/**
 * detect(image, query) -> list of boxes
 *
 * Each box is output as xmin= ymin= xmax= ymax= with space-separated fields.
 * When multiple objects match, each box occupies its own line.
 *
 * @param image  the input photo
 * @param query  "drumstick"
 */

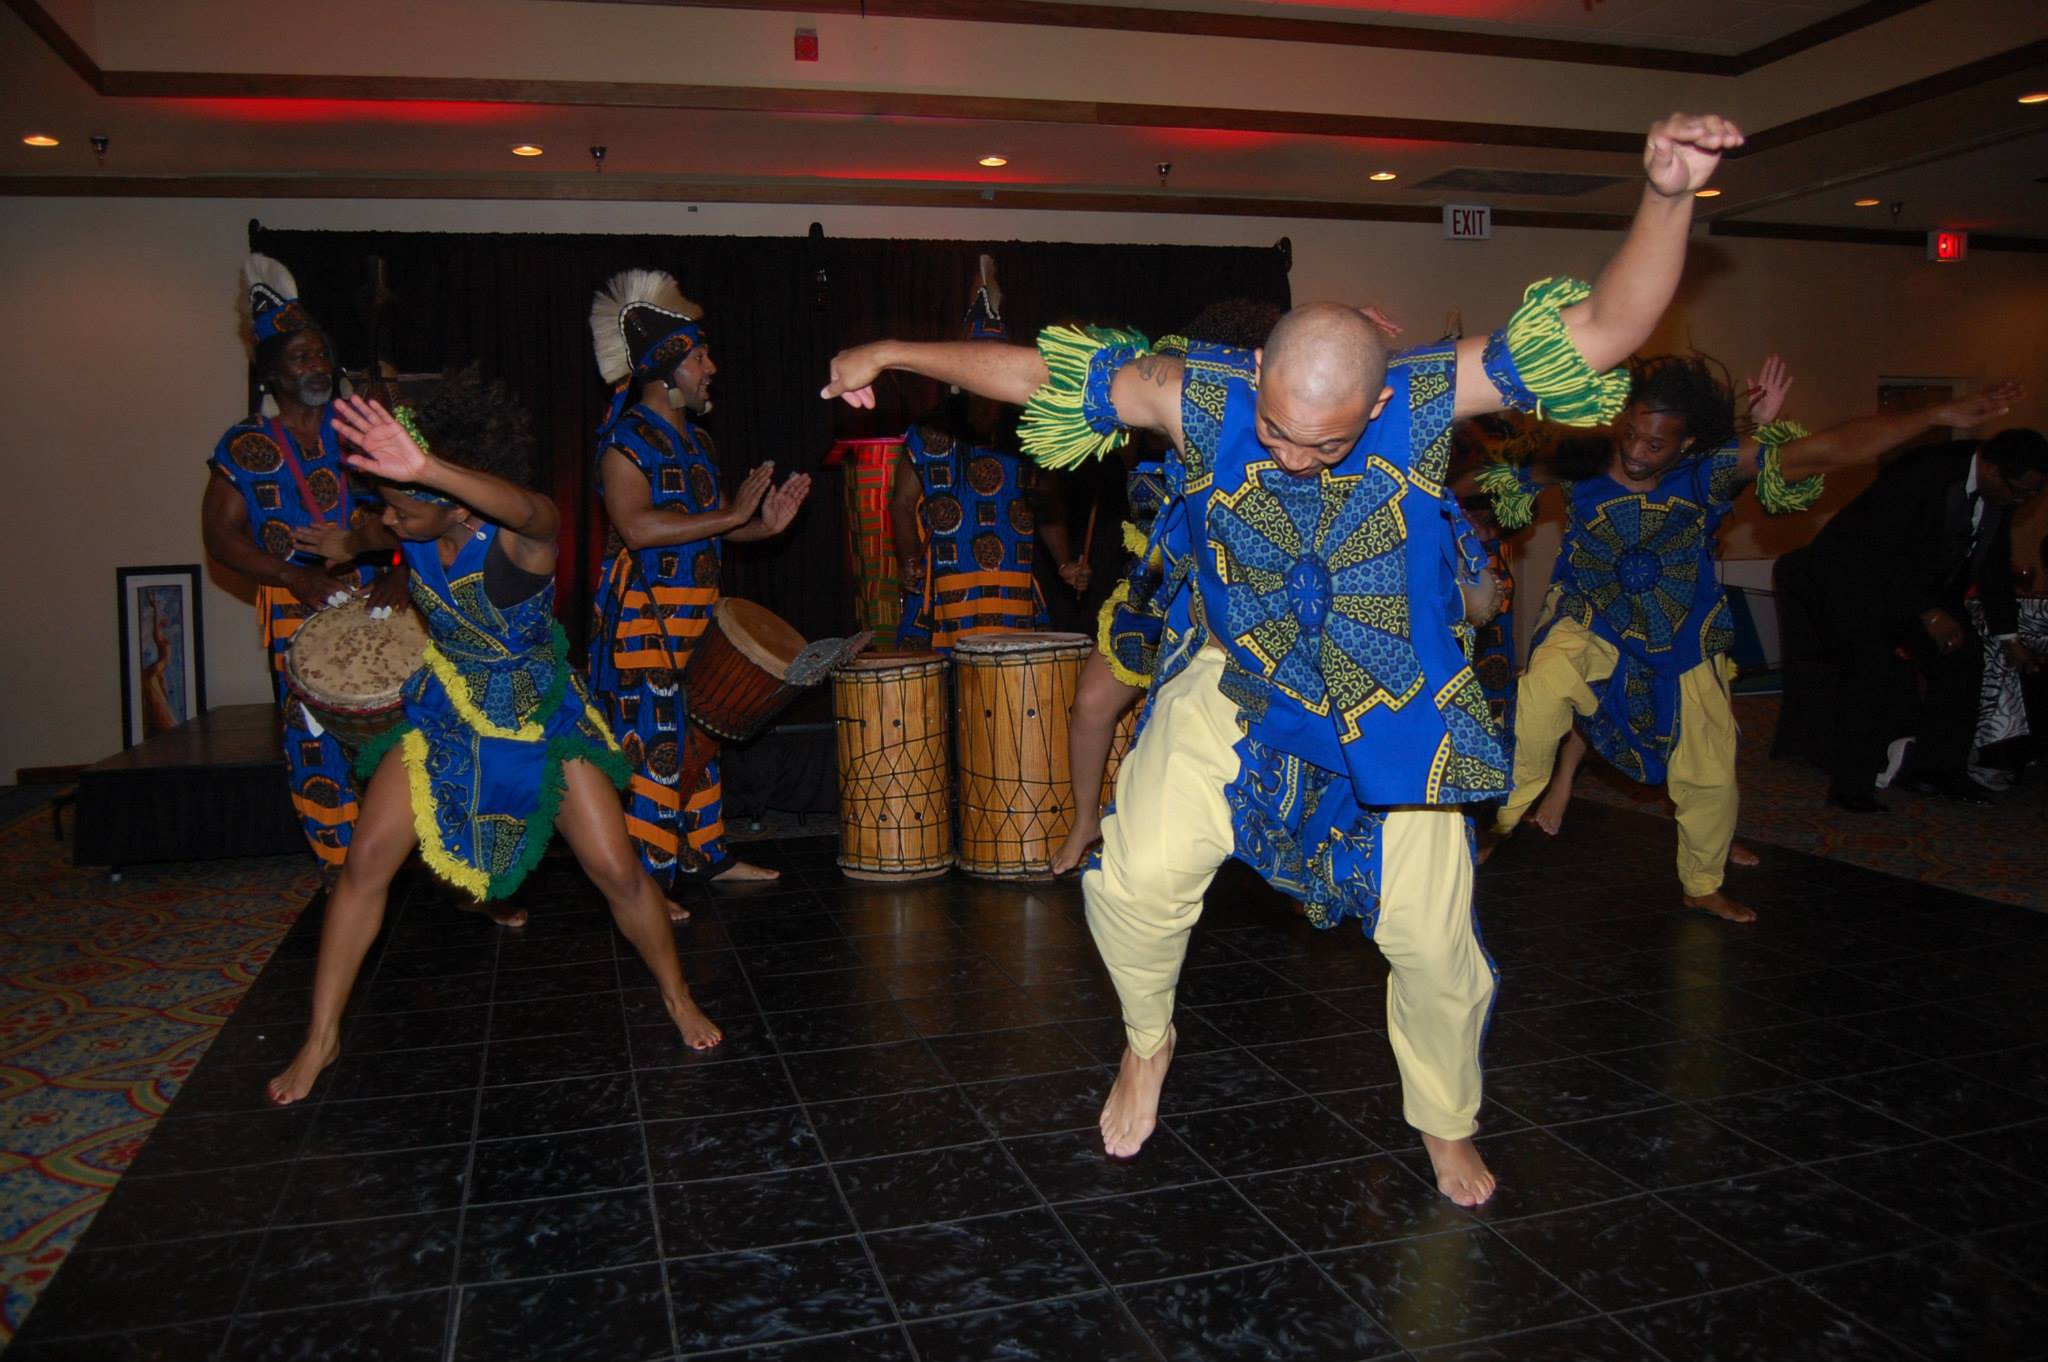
xmin=1076 ymin=502 xmax=1098 ymax=593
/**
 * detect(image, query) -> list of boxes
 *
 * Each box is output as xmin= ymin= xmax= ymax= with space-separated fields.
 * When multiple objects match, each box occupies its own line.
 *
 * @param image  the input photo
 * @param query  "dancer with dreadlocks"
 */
xmin=1480 ymin=355 xmax=2022 ymax=922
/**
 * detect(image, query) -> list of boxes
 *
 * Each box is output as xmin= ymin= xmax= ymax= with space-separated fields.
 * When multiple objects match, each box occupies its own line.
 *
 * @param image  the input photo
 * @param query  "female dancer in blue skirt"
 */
xmin=267 ymin=376 xmax=721 ymax=1105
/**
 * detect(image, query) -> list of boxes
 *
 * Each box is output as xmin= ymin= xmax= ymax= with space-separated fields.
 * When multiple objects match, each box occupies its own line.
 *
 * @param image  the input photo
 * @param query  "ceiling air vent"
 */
xmin=1411 ymin=168 xmax=1629 ymax=197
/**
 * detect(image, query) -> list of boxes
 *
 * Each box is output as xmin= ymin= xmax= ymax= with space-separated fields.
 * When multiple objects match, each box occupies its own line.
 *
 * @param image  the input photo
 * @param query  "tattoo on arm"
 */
xmin=1130 ymin=355 xmax=1177 ymax=388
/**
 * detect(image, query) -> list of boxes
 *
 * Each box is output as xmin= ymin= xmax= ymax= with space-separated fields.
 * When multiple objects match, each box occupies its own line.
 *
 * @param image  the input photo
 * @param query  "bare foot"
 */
xmin=265 ymin=1033 xmax=340 ymax=1106
xmin=1529 ymin=782 xmax=1571 ymax=837
xmin=710 ymin=860 xmax=781 ymax=886
xmin=1051 ymin=814 xmax=1102 ymax=876
xmin=667 ymin=992 xmax=724 ymax=1050
xmin=1101 ymin=1025 xmax=1175 ymax=1158
xmin=1475 ymin=824 xmax=1508 ymax=866
xmin=1421 ymin=1133 xmax=1497 ymax=1206
xmin=664 ymin=898 xmax=692 ymax=924
xmin=1728 ymin=843 xmax=1760 ymax=868
xmin=1684 ymin=891 xmax=1758 ymax=924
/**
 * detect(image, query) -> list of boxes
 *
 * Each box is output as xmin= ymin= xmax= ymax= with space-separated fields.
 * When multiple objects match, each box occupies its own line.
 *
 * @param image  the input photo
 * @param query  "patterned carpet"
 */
xmin=1573 ymin=694 xmax=2048 ymax=911
xmin=0 ymin=801 xmax=316 ymax=1346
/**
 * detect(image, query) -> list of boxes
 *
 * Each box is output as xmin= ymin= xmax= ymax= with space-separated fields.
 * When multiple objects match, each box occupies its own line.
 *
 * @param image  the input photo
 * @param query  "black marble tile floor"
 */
xmin=12 ymin=801 xmax=2048 ymax=1361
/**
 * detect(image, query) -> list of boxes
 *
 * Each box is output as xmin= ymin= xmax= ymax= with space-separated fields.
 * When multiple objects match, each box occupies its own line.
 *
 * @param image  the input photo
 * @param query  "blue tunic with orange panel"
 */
xmin=895 ymin=423 xmax=1050 ymax=652
xmin=589 ymin=405 xmax=732 ymax=882
xmin=207 ymin=407 xmax=368 ymax=870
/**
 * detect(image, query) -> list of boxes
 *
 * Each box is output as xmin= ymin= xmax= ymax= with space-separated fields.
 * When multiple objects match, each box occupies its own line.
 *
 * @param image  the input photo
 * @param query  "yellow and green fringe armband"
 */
xmin=1474 ymin=460 xmax=1538 ymax=531
xmin=1500 ymin=277 xmax=1632 ymax=428
xmin=1020 ymin=325 xmax=1151 ymax=470
xmin=1752 ymin=420 xmax=1822 ymax=514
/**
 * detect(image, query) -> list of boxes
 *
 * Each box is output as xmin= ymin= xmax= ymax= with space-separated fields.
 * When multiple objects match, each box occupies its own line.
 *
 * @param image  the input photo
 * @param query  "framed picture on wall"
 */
xmin=117 ymin=565 xmax=206 ymax=748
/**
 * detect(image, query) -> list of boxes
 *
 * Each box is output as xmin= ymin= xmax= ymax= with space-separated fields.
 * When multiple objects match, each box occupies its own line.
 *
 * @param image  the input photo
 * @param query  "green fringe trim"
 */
xmin=1752 ymin=421 xmax=1823 ymax=515
xmin=352 ymin=720 xmax=414 ymax=782
xmin=1504 ymin=276 xmax=1632 ymax=428
xmin=1474 ymin=460 xmax=1538 ymax=531
xmin=1019 ymin=324 xmax=1150 ymax=470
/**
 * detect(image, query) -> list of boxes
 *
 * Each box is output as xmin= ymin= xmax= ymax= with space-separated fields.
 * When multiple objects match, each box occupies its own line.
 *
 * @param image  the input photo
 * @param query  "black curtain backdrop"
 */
xmin=253 ymin=223 xmax=1290 ymax=658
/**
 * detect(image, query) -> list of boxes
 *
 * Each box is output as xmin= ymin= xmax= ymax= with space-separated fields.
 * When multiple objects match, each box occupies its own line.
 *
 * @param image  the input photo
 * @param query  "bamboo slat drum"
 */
xmin=1098 ymin=706 xmax=1139 ymax=816
xmin=952 ymin=631 xmax=1091 ymax=879
xmin=833 ymin=651 xmax=953 ymax=880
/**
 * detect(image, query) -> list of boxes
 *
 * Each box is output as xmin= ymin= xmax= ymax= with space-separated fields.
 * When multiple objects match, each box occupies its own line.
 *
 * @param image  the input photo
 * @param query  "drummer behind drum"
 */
xmin=199 ymin=255 xmax=409 ymax=874
xmin=891 ymin=257 xmax=1075 ymax=653
xmin=587 ymin=269 xmax=809 ymax=900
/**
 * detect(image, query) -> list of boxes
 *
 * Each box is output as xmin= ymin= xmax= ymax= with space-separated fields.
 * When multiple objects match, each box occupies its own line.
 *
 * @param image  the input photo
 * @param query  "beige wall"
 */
xmin=2 ymin=194 xmax=2043 ymax=779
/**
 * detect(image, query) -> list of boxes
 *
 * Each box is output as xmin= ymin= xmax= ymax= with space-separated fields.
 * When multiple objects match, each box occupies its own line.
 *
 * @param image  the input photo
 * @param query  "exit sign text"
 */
xmin=1444 ymin=205 xmax=1491 ymax=240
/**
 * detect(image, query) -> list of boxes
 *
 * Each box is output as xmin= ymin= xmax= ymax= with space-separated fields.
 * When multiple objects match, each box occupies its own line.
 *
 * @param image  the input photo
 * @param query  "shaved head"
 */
xmin=1261 ymin=304 xmax=1391 ymax=407
xmin=1252 ymin=303 xmax=1394 ymax=475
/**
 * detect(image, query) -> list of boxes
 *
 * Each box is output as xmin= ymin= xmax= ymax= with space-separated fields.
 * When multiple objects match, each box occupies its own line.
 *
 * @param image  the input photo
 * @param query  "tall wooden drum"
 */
xmin=833 ymin=652 xmax=953 ymax=881
xmin=952 ymin=632 xmax=1091 ymax=879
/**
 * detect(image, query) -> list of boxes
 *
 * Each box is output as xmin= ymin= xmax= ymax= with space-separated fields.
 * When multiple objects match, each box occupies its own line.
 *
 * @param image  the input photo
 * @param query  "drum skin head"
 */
xmin=953 ymin=631 xmax=1090 ymax=657
xmin=715 ymin=598 xmax=808 ymax=677
xmin=287 ymin=600 xmax=428 ymax=711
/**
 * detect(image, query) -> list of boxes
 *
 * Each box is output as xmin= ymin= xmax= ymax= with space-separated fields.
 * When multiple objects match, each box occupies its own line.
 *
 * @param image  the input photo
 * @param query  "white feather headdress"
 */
xmin=242 ymin=253 xmax=300 ymax=322
xmin=590 ymin=269 xmax=702 ymax=383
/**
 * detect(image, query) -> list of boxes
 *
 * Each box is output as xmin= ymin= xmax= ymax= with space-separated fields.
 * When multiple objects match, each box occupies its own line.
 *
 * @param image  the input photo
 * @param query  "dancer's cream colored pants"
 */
xmin=1495 ymin=613 xmax=1738 ymax=897
xmin=1082 ymin=647 xmax=1492 ymax=1141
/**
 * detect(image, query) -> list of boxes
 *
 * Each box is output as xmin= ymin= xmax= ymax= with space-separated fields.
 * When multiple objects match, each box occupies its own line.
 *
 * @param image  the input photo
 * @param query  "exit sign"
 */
xmin=1444 ymin=204 xmax=1492 ymax=240
xmin=1927 ymin=229 xmax=1968 ymax=262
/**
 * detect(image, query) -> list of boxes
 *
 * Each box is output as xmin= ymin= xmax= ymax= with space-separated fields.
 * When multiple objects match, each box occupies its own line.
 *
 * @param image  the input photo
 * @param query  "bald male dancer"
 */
xmin=827 ymin=114 xmax=1744 ymax=1204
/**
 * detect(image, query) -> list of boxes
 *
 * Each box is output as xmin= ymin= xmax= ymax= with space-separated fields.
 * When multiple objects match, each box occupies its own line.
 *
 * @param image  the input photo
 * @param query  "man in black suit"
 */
xmin=1779 ymin=427 xmax=2048 ymax=811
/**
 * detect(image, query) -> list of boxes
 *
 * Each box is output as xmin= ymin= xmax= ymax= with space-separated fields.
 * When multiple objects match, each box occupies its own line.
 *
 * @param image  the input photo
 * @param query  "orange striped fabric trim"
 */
xmin=688 ymin=818 xmax=725 ymax=850
xmin=626 ymin=814 xmax=680 ymax=854
xmin=685 ymin=783 xmax=721 ymax=813
xmin=621 ymin=586 xmax=719 ymax=609
xmin=931 ymin=569 xmax=1034 ymax=594
xmin=615 ymin=616 xmax=711 ymax=640
xmin=292 ymin=794 xmax=360 ymax=828
xmin=630 ymin=775 xmax=682 ymax=811
xmin=934 ymin=595 xmax=1038 ymax=622
xmin=310 ymin=839 xmax=348 ymax=867
xmin=612 ymin=651 xmax=698 ymax=670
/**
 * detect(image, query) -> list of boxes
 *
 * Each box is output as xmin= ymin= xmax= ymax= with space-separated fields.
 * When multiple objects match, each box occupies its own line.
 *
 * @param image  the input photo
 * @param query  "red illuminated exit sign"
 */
xmin=1928 ymin=229 xmax=1969 ymax=262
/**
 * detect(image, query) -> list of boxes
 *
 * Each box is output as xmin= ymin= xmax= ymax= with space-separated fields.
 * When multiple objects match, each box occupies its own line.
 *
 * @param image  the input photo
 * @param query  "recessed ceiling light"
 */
xmin=978 ymin=155 xmax=1008 ymax=167
xmin=1368 ymin=170 xmax=1397 ymax=182
xmin=511 ymin=144 xmax=544 ymax=157
xmin=2018 ymin=91 xmax=2048 ymax=104
xmin=21 ymin=134 xmax=59 ymax=148
xmin=1694 ymin=188 xmax=1722 ymax=198
xmin=1853 ymin=197 xmax=1881 ymax=207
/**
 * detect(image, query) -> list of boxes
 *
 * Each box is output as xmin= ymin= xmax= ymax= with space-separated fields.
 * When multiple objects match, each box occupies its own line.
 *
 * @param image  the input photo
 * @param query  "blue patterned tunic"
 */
xmin=896 ymin=423 xmax=1049 ymax=652
xmin=207 ymin=408 xmax=369 ymax=869
xmin=1129 ymin=337 xmax=1530 ymax=929
xmin=590 ymin=406 xmax=731 ymax=882
xmin=358 ymin=524 xmax=624 ymax=901
xmin=1532 ymin=444 xmax=1746 ymax=784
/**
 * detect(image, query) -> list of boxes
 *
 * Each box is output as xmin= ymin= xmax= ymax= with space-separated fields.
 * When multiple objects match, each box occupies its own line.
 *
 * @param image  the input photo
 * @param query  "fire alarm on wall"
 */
xmin=794 ymin=27 xmax=819 ymax=61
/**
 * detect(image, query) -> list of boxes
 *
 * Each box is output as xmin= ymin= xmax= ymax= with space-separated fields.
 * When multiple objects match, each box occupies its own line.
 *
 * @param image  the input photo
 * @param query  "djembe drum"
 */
xmin=952 ymin=631 xmax=1091 ymax=879
xmin=828 ymin=437 xmax=906 ymax=637
xmin=684 ymin=598 xmax=866 ymax=743
xmin=284 ymin=600 xmax=429 ymax=750
xmin=832 ymin=651 xmax=952 ymax=880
